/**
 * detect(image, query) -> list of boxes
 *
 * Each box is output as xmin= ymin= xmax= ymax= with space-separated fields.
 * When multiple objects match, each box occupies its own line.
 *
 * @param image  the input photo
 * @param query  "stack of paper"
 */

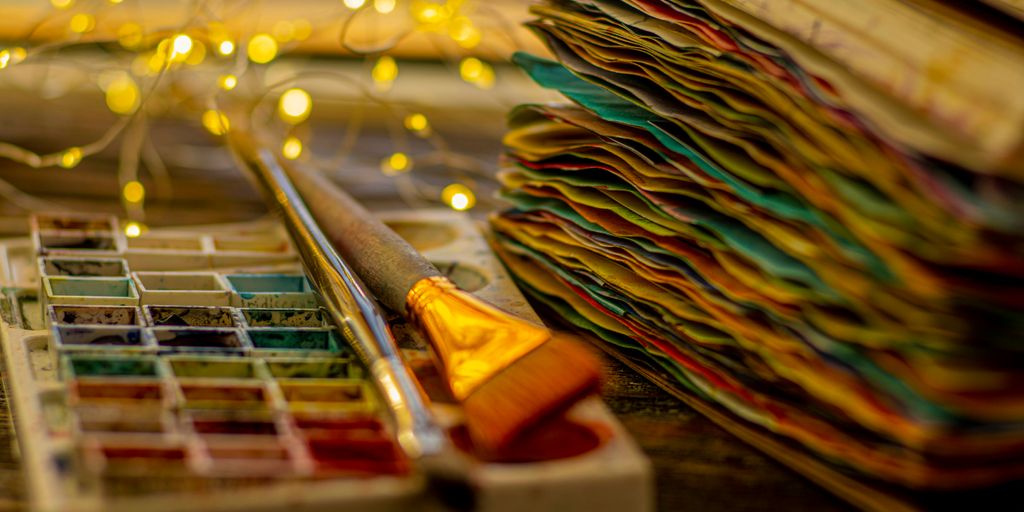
xmin=492 ymin=0 xmax=1024 ymax=491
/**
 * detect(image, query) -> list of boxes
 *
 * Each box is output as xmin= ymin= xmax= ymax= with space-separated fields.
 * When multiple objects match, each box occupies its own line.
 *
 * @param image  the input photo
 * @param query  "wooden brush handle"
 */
xmin=282 ymin=163 xmax=442 ymax=316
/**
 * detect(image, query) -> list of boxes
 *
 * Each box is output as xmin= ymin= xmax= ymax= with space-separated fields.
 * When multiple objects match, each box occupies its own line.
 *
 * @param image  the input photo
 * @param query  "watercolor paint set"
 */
xmin=0 ymin=211 xmax=651 ymax=512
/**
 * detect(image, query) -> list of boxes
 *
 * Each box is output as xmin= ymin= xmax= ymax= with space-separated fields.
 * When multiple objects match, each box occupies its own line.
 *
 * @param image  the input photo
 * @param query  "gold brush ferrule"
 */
xmin=406 ymin=276 xmax=551 ymax=401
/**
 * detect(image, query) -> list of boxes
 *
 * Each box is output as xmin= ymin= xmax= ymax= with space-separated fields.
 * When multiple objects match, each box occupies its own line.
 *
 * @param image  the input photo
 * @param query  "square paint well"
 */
xmin=54 ymin=326 xmax=150 ymax=350
xmin=248 ymin=329 xmax=341 ymax=353
xmin=145 ymin=305 xmax=239 ymax=328
xmin=41 ymin=257 xmax=128 ymax=277
xmin=49 ymin=305 xmax=142 ymax=326
xmin=241 ymin=308 xmax=327 ymax=328
xmin=151 ymin=328 xmax=247 ymax=352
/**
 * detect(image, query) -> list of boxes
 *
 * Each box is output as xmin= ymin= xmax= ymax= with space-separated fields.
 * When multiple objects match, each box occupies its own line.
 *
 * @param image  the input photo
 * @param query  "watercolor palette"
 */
xmin=0 ymin=212 xmax=651 ymax=512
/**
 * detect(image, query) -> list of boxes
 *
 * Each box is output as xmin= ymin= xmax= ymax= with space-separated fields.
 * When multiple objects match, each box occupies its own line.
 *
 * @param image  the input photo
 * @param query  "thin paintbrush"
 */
xmin=274 ymin=156 xmax=604 ymax=455
xmin=227 ymin=133 xmax=475 ymax=510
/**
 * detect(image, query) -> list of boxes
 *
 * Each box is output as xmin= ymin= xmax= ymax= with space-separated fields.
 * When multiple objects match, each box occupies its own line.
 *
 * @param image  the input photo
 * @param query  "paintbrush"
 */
xmin=272 ymin=156 xmax=604 ymax=455
xmin=228 ymin=133 xmax=476 ymax=510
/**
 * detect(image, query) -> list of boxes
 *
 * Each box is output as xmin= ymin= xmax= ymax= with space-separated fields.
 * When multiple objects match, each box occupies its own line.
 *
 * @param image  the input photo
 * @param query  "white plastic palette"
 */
xmin=0 ymin=211 xmax=652 ymax=512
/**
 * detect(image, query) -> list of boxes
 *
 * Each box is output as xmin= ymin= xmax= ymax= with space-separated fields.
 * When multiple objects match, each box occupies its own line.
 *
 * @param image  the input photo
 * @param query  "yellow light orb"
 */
xmin=412 ymin=1 xmax=448 ymax=25
xmin=0 ymin=50 xmax=10 ymax=70
xmin=273 ymin=21 xmax=295 ymax=42
xmin=104 ymin=74 xmax=140 ymax=115
xmin=344 ymin=0 xmax=366 ymax=9
xmin=217 ymin=40 xmax=235 ymax=56
xmin=59 ymin=147 xmax=83 ymax=169
xmin=124 ymin=222 xmax=144 ymax=238
xmin=404 ymin=113 xmax=429 ymax=134
xmin=281 ymin=136 xmax=303 ymax=160
xmin=10 ymin=47 xmax=26 ymax=64
xmin=450 ymin=17 xmax=481 ymax=49
xmin=474 ymin=65 xmax=495 ymax=89
xmin=123 ymin=181 xmax=145 ymax=203
xmin=69 ymin=14 xmax=95 ymax=34
xmin=117 ymin=23 xmax=143 ymax=49
xmin=51 ymin=0 xmax=74 ymax=9
xmin=202 ymin=110 xmax=230 ymax=136
xmin=371 ymin=55 xmax=398 ymax=90
xmin=381 ymin=152 xmax=410 ymax=175
xmin=293 ymin=20 xmax=313 ymax=41
xmin=374 ymin=0 xmax=396 ymax=14
xmin=278 ymin=88 xmax=312 ymax=124
xmin=247 ymin=34 xmax=278 ymax=64
xmin=218 ymin=74 xmax=238 ymax=91
xmin=109 ymin=0 xmax=124 ymax=4
xmin=442 ymin=183 xmax=475 ymax=211
xmin=459 ymin=57 xmax=483 ymax=81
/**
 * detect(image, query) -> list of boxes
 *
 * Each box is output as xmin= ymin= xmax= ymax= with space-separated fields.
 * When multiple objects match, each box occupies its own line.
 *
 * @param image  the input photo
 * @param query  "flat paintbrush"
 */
xmin=228 ymin=133 xmax=475 ymax=510
xmin=276 ymin=157 xmax=604 ymax=455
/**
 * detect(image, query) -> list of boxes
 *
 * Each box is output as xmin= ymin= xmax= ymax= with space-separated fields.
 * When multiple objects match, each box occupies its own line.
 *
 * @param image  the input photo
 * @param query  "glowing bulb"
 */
xmin=381 ymin=152 xmax=410 ymax=175
xmin=123 ymin=181 xmax=145 ymax=203
xmin=0 ymin=51 xmax=9 ymax=69
xmin=59 ymin=147 xmax=82 ymax=169
xmin=69 ymin=14 xmax=95 ymax=34
xmin=247 ymin=34 xmax=278 ymax=64
xmin=278 ymin=88 xmax=312 ymax=124
xmin=404 ymin=113 xmax=430 ymax=135
xmin=117 ymin=23 xmax=143 ymax=49
xmin=281 ymin=136 xmax=303 ymax=160
xmin=442 ymin=183 xmax=475 ymax=211
xmin=124 ymin=222 xmax=143 ymax=238
xmin=104 ymin=74 xmax=140 ymax=115
xmin=202 ymin=110 xmax=230 ymax=135
xmin=169 ymin=34 xmax=193 ymax=63
xmin=412 ymin=1 xmax=448 ymax=24
xmin=218 ymin=74 xmax=238 ymax=91
xmin=217 ymin=40 xmax=235 ymax=56
xmin=51 ymin=0 xmax=74 ymax=9
xmin=344 ymin=0 xmax=366 ymax=9
xmin=449 ymin=17 xmax=481 ymax=48
xmin=374 ymin=0 xmax=396 ymax=14
xmin=109 ymin=0 xmax=124 ymax=4
xmin=371 ymin=55 xmax=398 ymax=90
xmin=460 ymin=57 xmax=494 ymax=89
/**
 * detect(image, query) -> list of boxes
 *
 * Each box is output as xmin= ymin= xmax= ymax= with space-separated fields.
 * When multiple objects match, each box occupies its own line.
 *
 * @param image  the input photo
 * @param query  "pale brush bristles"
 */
xmin=463 ymin=333 xmax=603 ymax=454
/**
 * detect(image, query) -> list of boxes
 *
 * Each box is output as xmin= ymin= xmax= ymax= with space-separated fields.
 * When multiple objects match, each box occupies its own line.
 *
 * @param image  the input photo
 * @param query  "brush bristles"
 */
xmin=462 ymin=333 xmax=603 ymax=454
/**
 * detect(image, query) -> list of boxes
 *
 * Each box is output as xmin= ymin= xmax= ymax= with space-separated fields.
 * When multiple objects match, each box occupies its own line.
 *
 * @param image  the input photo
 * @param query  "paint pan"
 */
xmin=225 ymin=274 xmax=318 ymax=308
xmin=145 ymin=305 xmax=239 ymax=328
xmin=210 ymin=235 xmax=295 ymax=268
xmin=240 ymin=308 xmax=327 ymax=328
xmin=49 ymin=305 xmax=142 ymax=326
xmin=177 ymin=382 xmax=271 ymax=410
xmin=32 ymin=214 xmax=116 ymax=232
xmin=63 ymin=354 xmax=160 ymax=379
xmin=74 ymin=406 xmax=172 ymax=435
xmin=44 ymin=276 xmax=139 ymax=307
xmin=53 ymin=326 xmax=150 ymax=351
xmin=133 ymin=272 xmax=231 ymax=306
xmin=80 ymin=435 xmax=191 ymax=477
xmin=125 ymin=234 xmax=203 ymax=251
xmin=264 ymin=358 xmax=356 ymax=379
xmin=168 ymin=356 xmax=260 ymax=380
xmin=277 ymin=379 xmax=374 ymax=413
xmin=37 ymin=231 xmax=117 ymax=253
xmin=188 ymin=411 xmax=281 ymax=436
xmin=40 ymin=256 xmax=128 ymax=277
xmin=70 ymin=379 xmax=165 ymax=405
xmin=196 ymin=436 xmax=298 ymax=478
xmin=151 ymin=328 xmax=247 ymax=352
xmin=247 ymin=328 xmax=342 ymax=353
xmin=303 ymin=431 xmax=407 ymax=476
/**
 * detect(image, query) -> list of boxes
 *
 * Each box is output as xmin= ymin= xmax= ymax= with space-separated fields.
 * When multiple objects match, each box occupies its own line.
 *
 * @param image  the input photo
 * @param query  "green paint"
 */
xmin=242 ymin=308 xmax=325 ymax=328
xmin=248 ymin=328 xmax=338 ymax=351
xmin=66 ymin=355 xmax=158 ymax=377
xmin=170 ymin=358 xmax=257 ymax=379
xmin=265 ymin=358 xmax=353 ymax=379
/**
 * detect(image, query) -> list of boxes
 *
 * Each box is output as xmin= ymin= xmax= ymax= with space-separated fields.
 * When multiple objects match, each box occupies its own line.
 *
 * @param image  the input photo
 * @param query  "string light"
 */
xmin=273 ymin=21 xmax=295 ymax=43
xmin=374 ymin=0 xmax=396 ymax=14
xmin=404 ymin=113 xmax=430 ymax=136
xmin=381 ymin=152 xmax=409 ymax=175
xmin=449 ymin=17 xmax=481 ymax=48
xmin=124 ymin=221 xmax=144 ymax=238
xmin=185 ymin=41 xmax=206 ymax=65
xmin=412 ymin=1 xmax=450 ymax=25
xmin=202 ymin=110 xmax=230 ymax=136
xmin=442 ymin=183 xmax=475 ymax=211
xmin=218 ymin=74 xmax=238 ymax=91
xmin=117 ymin=23 xmax=143 ymax=49
xmin=123 ymin=181 xmax=145 ymax=203
xmin=278 ymin=88 xmax=312 ymax=124
xmin=372 ymin=55 xmax=398 ymax=91
xmin=459 ymin=57 xmax=494 ymax=89
xmin=282 ymin=136 xmax=303 ymax=160
xmin=59 ymin=147 xmax=83 ymax=169
xmin=69 ymin=14 xmax=95 ymax=34
xmin=344 ymin=0 xmax=366 ymax=9
xmin=109 ymin=0 xmax=124 ymax=4
xmin=50 ymin=0 xmax=74 ymax=10
xmin=217 ymin=40 xmax=235 ymax=56
xmin=104 ymin=74 xmax=140 ymax=115
xmin=293 ymin=20 xmax=313 ymax=41
xmin=247 ymin=34 xmax=278 ymax=64
xmin=0 ymin=48 xmax=24 ymax=70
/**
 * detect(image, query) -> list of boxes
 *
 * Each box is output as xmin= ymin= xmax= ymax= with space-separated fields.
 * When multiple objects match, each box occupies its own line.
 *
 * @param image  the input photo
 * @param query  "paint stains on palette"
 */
xmin=0 ymin=212 xmax=652 ymax=512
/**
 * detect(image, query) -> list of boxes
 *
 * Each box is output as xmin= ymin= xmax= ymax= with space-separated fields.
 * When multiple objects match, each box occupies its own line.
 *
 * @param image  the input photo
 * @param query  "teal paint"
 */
xmin=66 ymin=355 xmax=158 ymax=377
xmin=48 ymin=277 xmax=134 ymax=298
xmin=226 ymin=274 xmax=310 ymax=293
xmin=248 ymin=328 xmax=339 ymax=351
